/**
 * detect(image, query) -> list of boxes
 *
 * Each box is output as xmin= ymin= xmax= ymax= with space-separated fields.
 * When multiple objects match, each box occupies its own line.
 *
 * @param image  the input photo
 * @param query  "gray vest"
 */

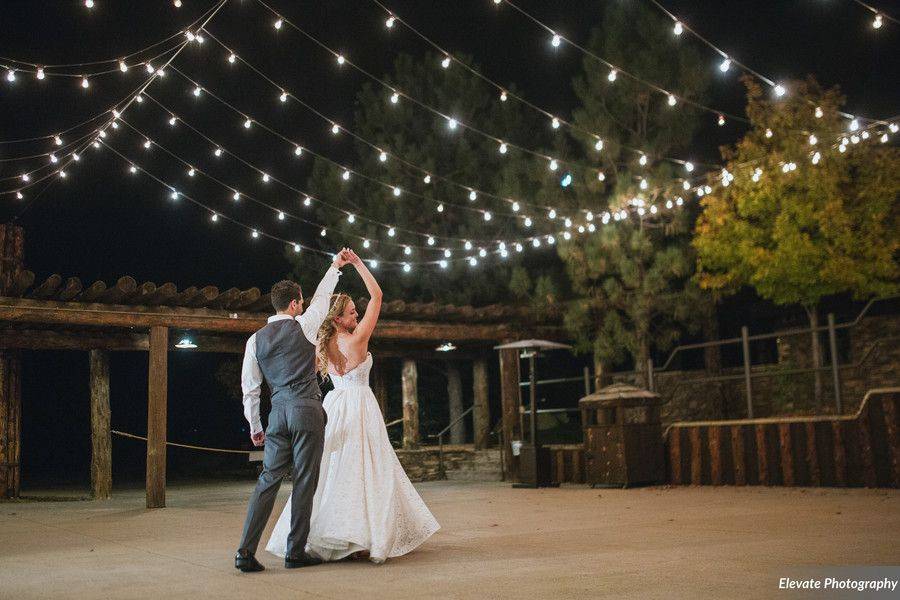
xmin=254 ymin=318 xmax=319 ymax=401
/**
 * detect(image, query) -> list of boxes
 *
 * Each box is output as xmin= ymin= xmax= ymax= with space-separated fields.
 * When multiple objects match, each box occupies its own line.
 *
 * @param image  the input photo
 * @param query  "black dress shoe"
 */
xmin=235 ymin=550 xmax=265 ymax=572
xmin=284 ymin=554 xmax=323 ymax=569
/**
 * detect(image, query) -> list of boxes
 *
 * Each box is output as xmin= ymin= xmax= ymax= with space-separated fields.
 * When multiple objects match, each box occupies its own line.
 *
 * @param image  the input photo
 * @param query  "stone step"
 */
xmin=444 ymin=468 xmax=503 ymax=482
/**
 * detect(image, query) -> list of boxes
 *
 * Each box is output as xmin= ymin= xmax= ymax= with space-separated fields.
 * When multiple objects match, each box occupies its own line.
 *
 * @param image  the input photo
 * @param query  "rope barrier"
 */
xmin=111 ymin=430 xmax=252 ymax=455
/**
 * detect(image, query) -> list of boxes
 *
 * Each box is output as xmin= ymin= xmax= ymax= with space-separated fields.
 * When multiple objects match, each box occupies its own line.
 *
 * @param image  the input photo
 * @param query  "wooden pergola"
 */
xmin=0 ymin=225 xmax=559 ymax=506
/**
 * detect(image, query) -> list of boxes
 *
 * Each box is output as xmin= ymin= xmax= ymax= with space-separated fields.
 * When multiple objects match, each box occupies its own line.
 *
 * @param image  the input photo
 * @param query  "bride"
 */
xmin=266 ymin=249 xmax=440 ymax=563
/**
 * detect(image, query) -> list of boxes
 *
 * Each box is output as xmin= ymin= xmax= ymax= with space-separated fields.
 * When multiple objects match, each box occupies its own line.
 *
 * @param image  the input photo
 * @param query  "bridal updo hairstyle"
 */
xmin=316 ymin=293 xmax=353 ymax=377
xmin=270 ymin=280 xmax=302 ymax=312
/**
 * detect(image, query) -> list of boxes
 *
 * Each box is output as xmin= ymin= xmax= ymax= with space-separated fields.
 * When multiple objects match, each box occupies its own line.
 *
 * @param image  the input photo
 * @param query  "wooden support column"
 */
xmin=446 ymin=362 xmax=464 ymax=445
xmin=0 ymin=224 xmax=24 ymax=500
xmin=90 ymin=350 xmax=112 ymax=500
xmin=146 ymin=326 xmax=168 ymax=508
xmin=472 ymin=358 xmax=490 ymax=450
xmin=401 ymin=359 xmax=419 ymax=449
xmin=499 ymin=347 xmax=521 ymax=478
xmin=372 ymin=358 xmax=388 ymax=417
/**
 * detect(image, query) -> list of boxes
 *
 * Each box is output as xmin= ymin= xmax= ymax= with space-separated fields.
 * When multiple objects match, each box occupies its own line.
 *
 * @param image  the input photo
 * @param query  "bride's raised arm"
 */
xmin=347 ymin=250 xmax=382 ymax=346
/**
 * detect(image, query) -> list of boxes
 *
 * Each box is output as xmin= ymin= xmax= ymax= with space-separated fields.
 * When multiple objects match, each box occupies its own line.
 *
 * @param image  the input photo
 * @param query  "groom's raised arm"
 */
xmin=297 ymin=257 xmax=344 ymax=343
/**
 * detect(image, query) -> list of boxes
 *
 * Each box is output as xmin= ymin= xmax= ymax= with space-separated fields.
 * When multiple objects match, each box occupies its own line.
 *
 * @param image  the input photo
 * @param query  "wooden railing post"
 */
xmin=473 ymin=359 xmax=490 ymax=450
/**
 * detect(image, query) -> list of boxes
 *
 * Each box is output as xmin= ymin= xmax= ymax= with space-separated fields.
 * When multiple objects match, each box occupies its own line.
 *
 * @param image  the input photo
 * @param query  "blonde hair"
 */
xmin=316 ymin=293 xmax=353 ymax=377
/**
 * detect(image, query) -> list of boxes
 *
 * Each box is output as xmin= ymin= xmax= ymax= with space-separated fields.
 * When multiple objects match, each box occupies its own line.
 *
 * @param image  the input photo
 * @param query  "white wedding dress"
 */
xmin=265 ymin=352 xmax=440 ymax=563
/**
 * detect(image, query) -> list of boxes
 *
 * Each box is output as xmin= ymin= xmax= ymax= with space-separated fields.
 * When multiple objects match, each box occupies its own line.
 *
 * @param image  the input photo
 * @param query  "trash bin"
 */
xmin=580 ymin=383 xmax=664 ymax=488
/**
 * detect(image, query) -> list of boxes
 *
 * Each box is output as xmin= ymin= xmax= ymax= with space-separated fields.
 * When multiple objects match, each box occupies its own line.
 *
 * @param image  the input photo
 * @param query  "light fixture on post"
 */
xmin=435 ymin=342 xmax=456 ymax=352
xmin=175 ymin=337 xmax=198 ymax=349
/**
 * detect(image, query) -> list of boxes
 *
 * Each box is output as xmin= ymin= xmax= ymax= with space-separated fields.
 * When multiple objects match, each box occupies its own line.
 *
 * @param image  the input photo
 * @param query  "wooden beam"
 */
xmin=90 ymin=350 xmax=112 ymax=500
xmin=498 ymin=347 xmax=521 ymax=478
xmin=29 ymin=274 xmax=62 ymax=300
xmin=401 ymin=359 xmax=419 ymax=449
xmin=0 ymin=329 xmax=246 ymax=353
xmin=146 ymin=326 xmax=168 ymax=508
xmin=0 ymin=298 xmax=558 ymax=341
xmin=472 ymin=358 xmax=490 ymax=450
xmin=446 ymin=362 xmax=464 ymax=445
xmin=57 ymin=277 xmax=83 ymax=302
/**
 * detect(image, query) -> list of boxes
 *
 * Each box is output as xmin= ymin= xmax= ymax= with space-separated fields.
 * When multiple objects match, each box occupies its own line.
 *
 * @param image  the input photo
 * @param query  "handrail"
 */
xmin=428 ymin=405 xmax=474 ymax=440
xmin=656 ymin=296 xmax=894 ymax=372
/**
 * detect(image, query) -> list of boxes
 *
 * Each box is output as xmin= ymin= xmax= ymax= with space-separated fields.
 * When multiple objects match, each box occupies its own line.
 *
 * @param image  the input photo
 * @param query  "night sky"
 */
xmin=1 ymin=1 xmax=897 ymax=490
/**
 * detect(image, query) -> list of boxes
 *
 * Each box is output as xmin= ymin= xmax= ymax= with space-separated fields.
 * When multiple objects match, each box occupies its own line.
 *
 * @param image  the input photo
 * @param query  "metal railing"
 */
xmin=632 ymin=296 xmax=897 ymax=418
xmin=427 ymin=405 xmax=474 ymax=478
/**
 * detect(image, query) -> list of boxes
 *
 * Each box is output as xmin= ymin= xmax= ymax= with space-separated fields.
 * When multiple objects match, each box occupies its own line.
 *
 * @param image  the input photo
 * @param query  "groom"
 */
xmin=235 ymin=249 xmax=352 ymax=572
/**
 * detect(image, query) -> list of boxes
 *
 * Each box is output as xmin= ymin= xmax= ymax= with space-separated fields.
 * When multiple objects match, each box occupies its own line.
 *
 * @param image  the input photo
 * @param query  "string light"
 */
xmin=81 ymin=76 xmax=90 ymax=89
xmin=244 ymin=117 xmax=253 ymax=129
xmin=379 ymin=150 xmax=388 ymax=162
xmin=36 ymin=68 xmax=45 ymax=80
xmin=385 ymin=15 xmax=396 ymax=28
xmin=84 ymin=0 xmax=94 ymax=8
xmin=765 ymin=129 xmax=773 ymax=138
xmin=667 ymin=94 xmax=677 ymax=106
xmin=607 ymin=69 xmax=617 ymax=82
xmin=468 ymin=190 xmax=478 ymax=201
xmin=673 ymin=21 xmax=683 ymax=36
xmin=815 ymin=106 xmax=824 ymax=119
xmin=193 ymin=85 xmax=202 ymax=97
xmin=6 ymin=70 xmax=15 ymax=83
xmin=393 ymin=186 xmax=402 ymax=197
xmin=423 ymin=174 xmax=432 ymax=184
xmin=279 ymin=91 xmax=288 ymax=102
xmin=719 ymin=57 xmax=731 ymax=73
xmin=551 ymin=117 xmax=560 ymax=129
xmin=274 ymin=18 xmax=283 ymax=30
xmin=331 ymin=123 xmax=340 ymax=134
xmin=773 ymin=83 xmax=787 ymax=97
xmin=551 ymin=33 xmax=562 ymax=48
xmin=873 ymin=14 xmax=883 ymax=29
xmin=228 ymin=53 xmax=237 ymax=64
xmin=390 ymin=92 xmax=399 ymax=104
xmin=447 ymin=117 xmax=458 ymax=130
xmin=500 ymin=90 xmax=508 ymax=102
xmin=717 ymin=114 xmax=726 ymax=127
xmin=336 ymin=54 xmax=346 ymax=66
xmin=499 ymin=142 xmax=508 ymax=154
xmin=441 ymin=56 xmax=451 ymax=69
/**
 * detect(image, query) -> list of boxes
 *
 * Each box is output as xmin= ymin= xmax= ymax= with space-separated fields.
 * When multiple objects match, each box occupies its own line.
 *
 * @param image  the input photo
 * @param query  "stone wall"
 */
xmin=394 ymin=446 xmax=474 ymax=482
xmin=615 ymin=313 xmax=899 ymax=425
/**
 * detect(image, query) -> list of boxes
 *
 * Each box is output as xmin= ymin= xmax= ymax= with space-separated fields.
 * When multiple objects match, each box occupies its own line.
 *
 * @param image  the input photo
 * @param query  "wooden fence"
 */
xmin=666 ymin=388 xmax=900 ymax=487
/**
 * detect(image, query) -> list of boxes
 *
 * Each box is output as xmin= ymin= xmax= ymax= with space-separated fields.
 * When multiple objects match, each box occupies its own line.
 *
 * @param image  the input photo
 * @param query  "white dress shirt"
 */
xmin=241 ymin=266 xmax=341 ymax=434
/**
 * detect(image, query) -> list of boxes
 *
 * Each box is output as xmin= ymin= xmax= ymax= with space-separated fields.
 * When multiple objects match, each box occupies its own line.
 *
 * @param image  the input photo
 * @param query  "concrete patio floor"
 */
xmin=1 ymin=480 xmax=898 ymax=599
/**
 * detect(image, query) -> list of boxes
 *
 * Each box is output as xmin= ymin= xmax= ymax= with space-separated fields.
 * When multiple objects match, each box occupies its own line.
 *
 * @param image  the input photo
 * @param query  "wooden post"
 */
xmin=146 ymin=326 xmax=168 ymax=508
xmin=372 ymin=358 xmax=388 ymax=417
xmin=0 ymin=224 xmax=24 ymax=500
xmin=90 ymin=350 xmax=112 ymax=500
xmin=401 ymin=359 xmax=419 ymax=449
xmin=446 ymin=362 xmax=464 ymax=445
xmin=499 ymin=347 xmax=521 ymax=477
xmin=472 ymin=358 xmax=490 ymax=450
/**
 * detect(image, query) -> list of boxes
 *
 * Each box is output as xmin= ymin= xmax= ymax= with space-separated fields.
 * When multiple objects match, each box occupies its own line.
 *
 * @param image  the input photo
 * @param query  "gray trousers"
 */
xmin=238 ymin=391 xmax=326 ymax=558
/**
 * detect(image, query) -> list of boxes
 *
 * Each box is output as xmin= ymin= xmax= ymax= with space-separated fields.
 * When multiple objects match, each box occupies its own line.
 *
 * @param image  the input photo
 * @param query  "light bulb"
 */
xmin=386 ymin=15 xmax=396 ymax=28
xmin=279 ymin=91 xmax=287 ymax=102
xmin=129 ymin=164 xmax=137 ymax=174
xmin=639 ymin=154 xmax=648 ymax=166
xmin=484 ymin=211 xmax=492 ymax=221
xmin=379 ymin=151 xmax=388 ymax=162
xmin=607 ymin=69 xmax=617 ymax=82
xmin=331 ymin=123 xmax=340 ymax=134
xmin=336 ymin=54 xmax=345 ymax=65
xmin=363 ymin=239 xmax=370 ymax=249
xmin=551 ymin=33 xmax=561 ymax=47
xmin=293 ymin=244 xmax=301 ymax=253
xmin=261 ymin=173 xmax=270 ymax=183
xmin=890 ymin=123 xmax=899 ymax=133
xmin=861 ymin=130 xmax=870 ymax=140
xmin=667 ymin=93 xmax=677 ymax=106
xmin=6 ymin=70 xmax=15 ymax=83
xmin=598 ymin=172 xmax=606 ymax=182
xmin=146 ymin=63 xmax=155 ymax=74
xmin=404 ymin=246 xmax=412 ymax=255
xmin=188 ymin=167 xmax=195 ymax=177
xmin=511 ymin=201 xmax=520 ymax=211
xmin=252 ymin=230 xmax=260 ymax=239
xmin=81 ymin=76 xmax=90 ymax=89
xmin=640 ymin=179 xmax=648 ymax=190
xmin=320 ymin=229 xmax=326 ymax=237
xmin=244 ymin=117 xmax=252 ymax=129
xmin=684 ymin=161 xmax=694 ymax=172
xmin=441 ymin=56 xmax=451 ymax=69
xmin=815 ymin=106 xmax=823 ymax=119
xmin=228 ymin=53 xmax=236 ymax=64
xmin=49 ymin=153 xmax=58 ymax=164
xmin=388 ymin=227 xmax=396 ymax=237
xmin=811 ymin=151 xmax=821 ymax=165
xmin=274 ymin=18 xmax=283 ymax=30
xmin=21 ymin=173 xmax=30 ymax=182
xmin=393 ymin=187 xmax=402 ymax=197
xmin=110 ymin=121 xmax=119 ymax=129
xmin=499 ymin=142 xmax=508 ymax=154
xmin=683 ymin=180 xmax=690 ymax=191
xmin=532 ymin=238 xmax=541 ymax=248
xmin=427 ymin=236 xmax=435 ymax=245
xmin=342 ymin=170 xmax=350 ymax=181
xmin=16 ymin=191 xmax=23 ymax=200
xmin=294 ymin=145 xmax=303 ymax=157
xmin=170 ymin=190 xmax=179 ymax=200
xmin=851 ymin=134 xmax=860 ymax=144
xmin=551 ymin=117 xmax=560 ymax=129
xmin=193 ymin=86 xmax=202 ymax=97
xmin=849 ymin=118 xmax=860 ymax=131
xmin=84 ymin=0 xmax=94 ymax=8
xmin=233 ymin=191 xmax=240 ymax=201
xmin=174 ymin=0 xmax=182 ymax=7
xmin=185 ymin=31 xmax=195 ymax=42
xmin=873 ymin=14 xmax=883 ymax=29
xmin=369 ymin=260 xmax=378 ymax=268
xmin=666 ymin=200 xmax=673 ymax=209
xmin=549 ymin=159 xmax=558 ymax=171
xmin=548 ymin=208 xmax=557 ymax=219
xmin=673 ymin=21 xmax=683 ymax=35
xmin=717 ymin=114 xmax=725 ymax=126
xmin=464 ymin=240 xmax=473 ymax=250
xmin=403 ymin=263 xmax=411 ymax=273
xmin=390 ymin=92 xmax=399 ymax=104
xmin=437 ymin=203 xmax=444 ymax=212
xmin=169 ymin=116 xmax=177 ymax=126
xmin=303 ymin=196 xmax=311 ymax=206
xmin=881 ymin=133 xmax=889 ymax=143
xmin=54 ymin=135 xmax=63 ymax=146
xmin=135 ymin=94 xmax=143 ymax=103
xmin=524 ymin=217 xmax=532 ymax=227
xmin=719 ymin=57 xmax=731 ymax=73
xmin=809 ymin=134 xmax=817 ymax=145
xmin=773 ymin=84 xmax=786 ymax=97
xmin=469 ymin=190 xmax=477 ymax=201
xmin=423 ymin=174 xmax=432 ymax=184
xmin=447 ymin=117 xmax=457 ymax=130
xmin=439 ymin=260 xmax=448 ymax=269
xmin=36 ymin=67 xmax=45 ymax=80
xmin=277 ymin=211 xmax=285 ymax=221
xmin=594 ymin=138 xmax=604 ymax=151
xmin=765 ymin=128 xmax=773 ymax=138
xmin=500 ymin=90 xmax=508 ymax=102
xmin=444 ymin=249 xmax=451 ymax=258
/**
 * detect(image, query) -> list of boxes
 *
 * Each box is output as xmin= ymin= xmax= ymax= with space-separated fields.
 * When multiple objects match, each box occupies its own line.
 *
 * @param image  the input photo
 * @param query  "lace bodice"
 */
xmin=328 ymin=352 xmax=372 ymax=389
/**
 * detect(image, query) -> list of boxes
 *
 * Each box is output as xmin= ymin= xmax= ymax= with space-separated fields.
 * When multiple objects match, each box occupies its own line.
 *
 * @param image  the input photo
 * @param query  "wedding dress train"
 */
xmin=265 ymin=353 xmax=440 ymax=563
